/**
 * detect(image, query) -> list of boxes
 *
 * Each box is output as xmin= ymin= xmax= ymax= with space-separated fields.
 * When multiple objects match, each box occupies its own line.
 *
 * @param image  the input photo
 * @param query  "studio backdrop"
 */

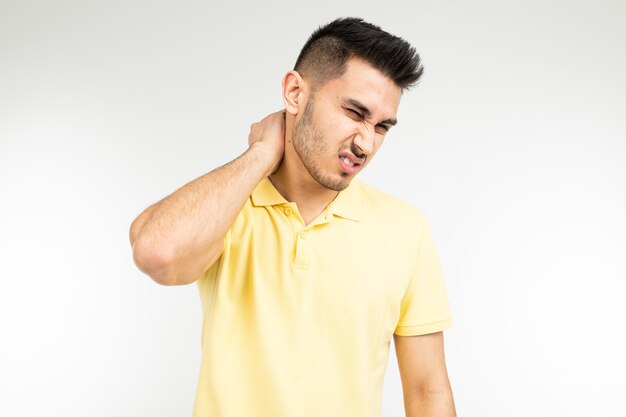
xmin=1 ymin=1 xmax=624 ymax=416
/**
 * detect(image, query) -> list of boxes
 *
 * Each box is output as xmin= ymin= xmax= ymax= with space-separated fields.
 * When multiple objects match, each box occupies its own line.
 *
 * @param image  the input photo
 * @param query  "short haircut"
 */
xmin=294 ymin=17 xmax=424 ymax=92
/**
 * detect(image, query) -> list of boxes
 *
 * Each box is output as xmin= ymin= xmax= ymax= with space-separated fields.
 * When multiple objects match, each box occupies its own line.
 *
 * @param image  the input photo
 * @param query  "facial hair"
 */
xmin=292 ymin=96 xmax=351 ymax=192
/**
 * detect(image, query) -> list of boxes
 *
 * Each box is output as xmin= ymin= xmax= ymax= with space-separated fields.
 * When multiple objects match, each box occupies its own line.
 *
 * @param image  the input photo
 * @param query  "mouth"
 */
xmin=338 ymin=152 xmax=365 ymax=175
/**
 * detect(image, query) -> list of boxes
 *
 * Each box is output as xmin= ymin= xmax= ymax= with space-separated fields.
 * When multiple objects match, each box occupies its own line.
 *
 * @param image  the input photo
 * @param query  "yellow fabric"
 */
xmin=192 ymin=178 xmax=452 ymax=417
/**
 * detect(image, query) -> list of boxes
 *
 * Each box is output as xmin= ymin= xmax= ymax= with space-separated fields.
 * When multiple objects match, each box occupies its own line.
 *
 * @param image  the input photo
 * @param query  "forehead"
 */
xmin=317 ymin=58 xmax=402 ymax=118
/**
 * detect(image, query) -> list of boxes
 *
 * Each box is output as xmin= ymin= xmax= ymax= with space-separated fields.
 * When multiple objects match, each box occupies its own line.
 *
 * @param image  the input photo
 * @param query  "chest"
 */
xmin=223 ymin=214 xmax=415 ymax=322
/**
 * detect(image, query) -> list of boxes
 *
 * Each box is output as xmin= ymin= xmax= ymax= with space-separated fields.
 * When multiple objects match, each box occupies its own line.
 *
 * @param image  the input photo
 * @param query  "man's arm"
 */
xmin=394 ymin=331 xmax=456 ymax=417
xmin=130 ymin=111 xmax=285 ymax=286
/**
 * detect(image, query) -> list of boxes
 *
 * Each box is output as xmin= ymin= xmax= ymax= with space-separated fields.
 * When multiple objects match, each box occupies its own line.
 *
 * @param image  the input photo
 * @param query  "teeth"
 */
xmin=342 ymin=156 xmax=355 ymax=167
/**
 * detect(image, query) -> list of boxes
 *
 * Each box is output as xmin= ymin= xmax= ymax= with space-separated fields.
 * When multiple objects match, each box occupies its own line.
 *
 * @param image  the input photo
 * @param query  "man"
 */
xmin=130 ymin=17 xmax=456 ymax=417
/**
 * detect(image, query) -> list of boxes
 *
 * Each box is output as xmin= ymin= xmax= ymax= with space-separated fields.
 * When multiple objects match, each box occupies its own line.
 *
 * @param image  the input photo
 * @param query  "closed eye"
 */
xmin=346 ymin=108 xmax=364 ymax=120
xmin=346 ymin=107 xmax=392 ymax=135
xmin=376 ymin=124 xmax=391 ymax=134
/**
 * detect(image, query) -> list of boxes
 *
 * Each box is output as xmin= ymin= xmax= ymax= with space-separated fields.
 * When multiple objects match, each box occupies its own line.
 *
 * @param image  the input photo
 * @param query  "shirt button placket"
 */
xmin=294 ymin=228 xmax=311 ymax=270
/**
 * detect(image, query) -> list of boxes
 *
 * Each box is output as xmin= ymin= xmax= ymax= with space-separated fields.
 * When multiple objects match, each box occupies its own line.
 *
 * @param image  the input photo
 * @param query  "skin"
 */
xmin=129 ymin=56 xmax=455 ymax=416
xmin=395 ymin=331 xmax=457 ymax=417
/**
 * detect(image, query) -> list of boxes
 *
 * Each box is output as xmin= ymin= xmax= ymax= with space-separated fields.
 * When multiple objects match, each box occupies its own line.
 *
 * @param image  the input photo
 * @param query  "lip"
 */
xmin=338 ymin=153 xmax=364 ymax=175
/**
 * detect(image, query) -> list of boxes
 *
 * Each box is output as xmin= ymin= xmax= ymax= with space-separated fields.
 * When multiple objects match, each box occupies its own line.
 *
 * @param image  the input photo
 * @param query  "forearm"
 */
xmin=404 ymin=388 xmax=457 ymax=417
xmin=131 ymin=142 xmax=275 ymax=285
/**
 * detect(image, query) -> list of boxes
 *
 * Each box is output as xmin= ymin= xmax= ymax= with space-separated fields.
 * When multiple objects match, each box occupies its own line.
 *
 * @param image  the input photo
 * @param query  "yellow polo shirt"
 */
xmin=192 ymin=177 xmax=452 ymax=417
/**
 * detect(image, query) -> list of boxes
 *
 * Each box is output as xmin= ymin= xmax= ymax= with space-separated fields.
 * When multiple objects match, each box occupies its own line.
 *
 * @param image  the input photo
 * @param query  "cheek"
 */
xmin=318 ymin=111 xmax=348 ymax=134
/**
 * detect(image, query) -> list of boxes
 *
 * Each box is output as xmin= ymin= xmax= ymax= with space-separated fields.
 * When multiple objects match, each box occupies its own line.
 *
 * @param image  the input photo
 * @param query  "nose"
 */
xmin=353 ymin=125 xmax=375 ymax=157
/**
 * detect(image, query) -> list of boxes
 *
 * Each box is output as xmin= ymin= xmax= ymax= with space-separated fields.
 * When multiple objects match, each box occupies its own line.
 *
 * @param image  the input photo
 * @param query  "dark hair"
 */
xmin=294 ymin=17 xmax=423 ymax=92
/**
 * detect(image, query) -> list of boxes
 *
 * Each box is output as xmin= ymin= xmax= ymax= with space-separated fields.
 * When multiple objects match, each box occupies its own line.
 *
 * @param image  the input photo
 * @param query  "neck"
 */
xmin=269 ymin=162 xmax=339 ymax=226
xmin=268 ymin=115 xmax=339 ymax=224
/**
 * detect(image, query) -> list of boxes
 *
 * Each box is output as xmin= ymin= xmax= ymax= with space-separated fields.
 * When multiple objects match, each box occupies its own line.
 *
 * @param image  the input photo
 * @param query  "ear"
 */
xmin=282 ymin=70 xmax=306 ymax=115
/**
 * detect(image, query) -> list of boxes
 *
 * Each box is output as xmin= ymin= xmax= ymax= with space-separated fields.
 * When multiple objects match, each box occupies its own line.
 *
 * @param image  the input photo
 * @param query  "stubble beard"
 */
xmin=292 ymin=97 xmax=351 ymax=192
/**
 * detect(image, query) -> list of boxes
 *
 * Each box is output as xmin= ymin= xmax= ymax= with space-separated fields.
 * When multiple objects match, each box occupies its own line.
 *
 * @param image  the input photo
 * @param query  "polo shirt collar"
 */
xmin=251 ymin=177 xmax=362 ymax=222
xmin=251 ymin=177 xmax=289 ymax=206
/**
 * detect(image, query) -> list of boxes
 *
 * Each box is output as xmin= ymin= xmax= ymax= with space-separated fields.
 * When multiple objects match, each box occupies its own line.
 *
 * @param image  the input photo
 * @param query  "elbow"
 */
xmin=129 ymin=216 xmax=145 ymax=248
xmin=132 ymin=237 xmax=177 ymax=286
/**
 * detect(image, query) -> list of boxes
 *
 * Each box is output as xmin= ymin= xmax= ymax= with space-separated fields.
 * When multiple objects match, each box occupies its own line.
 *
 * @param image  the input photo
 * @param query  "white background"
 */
xmin=1 ymin=1 xmax=625 ymax=416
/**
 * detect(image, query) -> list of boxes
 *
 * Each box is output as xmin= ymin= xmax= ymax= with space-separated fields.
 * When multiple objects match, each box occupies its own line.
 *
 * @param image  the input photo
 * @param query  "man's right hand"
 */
xmin=248 ymin=110 xmax=286 ymax=176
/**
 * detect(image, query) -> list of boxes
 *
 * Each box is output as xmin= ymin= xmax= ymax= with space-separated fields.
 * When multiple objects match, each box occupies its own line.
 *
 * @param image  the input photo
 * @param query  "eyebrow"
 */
xmin=341 ymin=97 xmax=398 ymax=126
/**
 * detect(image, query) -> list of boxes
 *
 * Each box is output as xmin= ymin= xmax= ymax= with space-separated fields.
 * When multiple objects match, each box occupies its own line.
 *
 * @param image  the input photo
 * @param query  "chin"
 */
xmin=326 ymin=183 xmax=349 ymax=192
xmin=318 ymin=174 xmax=352 ymax=192
xmin=305 ymin=161 xmax=354 ymax=191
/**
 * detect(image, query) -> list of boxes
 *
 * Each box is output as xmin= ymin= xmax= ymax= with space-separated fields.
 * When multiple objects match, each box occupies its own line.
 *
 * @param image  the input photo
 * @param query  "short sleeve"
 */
xmin=394 ymin=215 xmax=452 ymax=336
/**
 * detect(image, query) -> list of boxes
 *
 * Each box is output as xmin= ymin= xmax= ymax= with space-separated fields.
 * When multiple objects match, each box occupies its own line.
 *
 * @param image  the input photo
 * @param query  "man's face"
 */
xmin=292 ymin=58 xmax=402 ymax=191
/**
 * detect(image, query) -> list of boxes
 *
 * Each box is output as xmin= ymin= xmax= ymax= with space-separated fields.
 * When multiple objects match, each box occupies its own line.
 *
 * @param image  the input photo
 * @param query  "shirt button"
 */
xmin=299 ymin=231 xmax=308 ymax=239
xmin=284 ymin=207 xmax=293 ymax=216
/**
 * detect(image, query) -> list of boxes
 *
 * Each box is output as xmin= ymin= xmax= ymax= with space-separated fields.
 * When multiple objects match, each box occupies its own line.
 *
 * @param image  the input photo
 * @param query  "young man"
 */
xmin=130 ymin=17 xmax=456 ymax=417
